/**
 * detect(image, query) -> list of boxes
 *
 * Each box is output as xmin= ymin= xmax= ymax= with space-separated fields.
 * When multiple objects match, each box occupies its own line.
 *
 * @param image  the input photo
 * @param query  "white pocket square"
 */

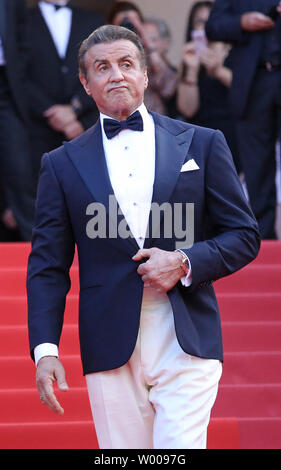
xmin=180 ymin=158 xmax=200 ymax=172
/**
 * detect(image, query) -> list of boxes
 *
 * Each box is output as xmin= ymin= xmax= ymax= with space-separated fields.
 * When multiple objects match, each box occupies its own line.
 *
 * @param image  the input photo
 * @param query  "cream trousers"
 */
xmin=86 ymin=287 xmax=222 ymax=449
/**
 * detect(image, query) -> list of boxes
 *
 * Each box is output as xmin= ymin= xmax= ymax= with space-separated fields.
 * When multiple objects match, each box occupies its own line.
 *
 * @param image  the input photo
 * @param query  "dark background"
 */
xmin=25 ymin=0 xmax=116 ymax=17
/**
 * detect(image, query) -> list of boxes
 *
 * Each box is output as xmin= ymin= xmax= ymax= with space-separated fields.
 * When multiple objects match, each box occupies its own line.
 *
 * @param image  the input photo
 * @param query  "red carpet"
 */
xmin=212 ymin=240 xmax=281 ymax=449
xmin=0 ymin=241 xmax=280 ymax=449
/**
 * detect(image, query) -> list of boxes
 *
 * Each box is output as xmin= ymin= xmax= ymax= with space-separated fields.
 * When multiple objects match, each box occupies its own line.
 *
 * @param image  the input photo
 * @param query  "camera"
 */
xmin=119 ymin=17 xmax=136 ymax=33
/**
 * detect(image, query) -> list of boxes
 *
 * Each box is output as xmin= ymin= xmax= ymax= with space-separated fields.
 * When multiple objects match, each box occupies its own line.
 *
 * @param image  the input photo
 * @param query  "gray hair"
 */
xmin=78 ymin=24 xmax=146 ymax=78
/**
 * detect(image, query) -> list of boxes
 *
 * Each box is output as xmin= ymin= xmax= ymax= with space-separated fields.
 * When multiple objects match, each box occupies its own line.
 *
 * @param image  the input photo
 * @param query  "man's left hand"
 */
xmin=133 ymin=247 xmax=185 ymax=292
xmin=44 ymin=105 xmax=77 ymax=132
xmin=64 ymin=120 xmax=84 ymax=140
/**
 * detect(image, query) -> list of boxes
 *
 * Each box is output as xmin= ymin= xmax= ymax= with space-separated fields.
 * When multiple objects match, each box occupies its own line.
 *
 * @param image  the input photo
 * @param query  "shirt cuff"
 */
xmin=180 ymin=254 xmax=192 ymax=287
xmin=34 ymin=343 xmax=59 ymax=366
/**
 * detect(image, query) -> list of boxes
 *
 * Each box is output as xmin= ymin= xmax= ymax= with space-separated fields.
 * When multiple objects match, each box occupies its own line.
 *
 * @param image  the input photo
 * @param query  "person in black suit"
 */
xmin=0 ymin=0 xmax=35 ymax=241
xmin=26 ymin=0 xmax=104 ymax=189
xmin=177 ymin=1 xmax=240 ymax=174
xmin=206 ymin=0 xmax=281 ymax=240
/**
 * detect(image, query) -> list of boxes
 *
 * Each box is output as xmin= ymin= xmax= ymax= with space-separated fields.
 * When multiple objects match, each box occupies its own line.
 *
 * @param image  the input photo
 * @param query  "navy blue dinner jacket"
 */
xmin=27 ymin=111 xmax=260 ymax=375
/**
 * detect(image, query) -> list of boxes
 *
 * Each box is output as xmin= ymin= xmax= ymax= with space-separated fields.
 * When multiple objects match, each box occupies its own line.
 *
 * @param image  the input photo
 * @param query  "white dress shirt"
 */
xmin=101 ymin=103 xmax=155 ymax=247
xmin=34 ymin=104 xmax=191 ymax=365
xmin=38 ymin=1 xmax=72 ymax=59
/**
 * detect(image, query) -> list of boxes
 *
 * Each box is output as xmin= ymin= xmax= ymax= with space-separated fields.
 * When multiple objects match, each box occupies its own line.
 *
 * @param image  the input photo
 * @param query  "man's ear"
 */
xmin=144 ymin=68 xmax=149 ymax=90
xmin=80 ymin=74 xmax=91 ymax=96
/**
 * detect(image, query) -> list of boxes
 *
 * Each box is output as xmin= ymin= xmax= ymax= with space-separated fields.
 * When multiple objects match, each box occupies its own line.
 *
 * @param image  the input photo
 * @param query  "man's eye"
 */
xmin=98 ymin=65 xmax=108 ymax=72
xmin=122 ymin=62 xmax=131 ymax=68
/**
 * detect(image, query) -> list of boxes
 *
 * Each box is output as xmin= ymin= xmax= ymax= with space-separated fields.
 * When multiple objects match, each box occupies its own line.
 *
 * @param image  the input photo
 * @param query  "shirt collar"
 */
xmin=39 ymin=1 xmax=70 ymax=11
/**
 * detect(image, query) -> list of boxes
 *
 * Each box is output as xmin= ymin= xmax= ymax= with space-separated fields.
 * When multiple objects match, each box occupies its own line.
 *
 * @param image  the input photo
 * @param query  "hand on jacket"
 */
xmin=36 ymin=356 xmax=69 ymax=415
xmin=133 ymin=247 xmax=186 ymax=293
xmin=241 ymin=12 xmax=275 ymax=31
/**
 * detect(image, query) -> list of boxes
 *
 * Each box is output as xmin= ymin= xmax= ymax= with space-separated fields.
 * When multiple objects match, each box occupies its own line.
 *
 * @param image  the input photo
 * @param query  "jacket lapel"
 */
xmin=64 ymin=121 xmax=139 ymax=253
xmin=37 ymin=7 xmax=63 ymax=61
xmin=64 ymin=8 xmax=78 ymax=59
xmin=64 ymin=115 xmax=194 ymax=252
xmin=144 ymin=116 xmax=194 ymax=248
xmin=0 ymin=0 xmax=6 ymax=40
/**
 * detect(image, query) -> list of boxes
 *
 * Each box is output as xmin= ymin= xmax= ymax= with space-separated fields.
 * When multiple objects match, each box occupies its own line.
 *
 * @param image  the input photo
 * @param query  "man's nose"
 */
xmin=109 ymin=65 xmax=124 ymax=82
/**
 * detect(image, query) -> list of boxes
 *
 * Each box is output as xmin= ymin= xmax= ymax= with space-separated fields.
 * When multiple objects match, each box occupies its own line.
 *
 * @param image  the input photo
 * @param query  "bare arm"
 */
xmin=199 ymin=43 xmax=232 ymax=88
xmin=240 ymin=12 xmax=274 ymax=32
xmin=177 ymin=43 xmax=200 ymax=118
xmin=210 ymin=64 xmax=232 ymax=87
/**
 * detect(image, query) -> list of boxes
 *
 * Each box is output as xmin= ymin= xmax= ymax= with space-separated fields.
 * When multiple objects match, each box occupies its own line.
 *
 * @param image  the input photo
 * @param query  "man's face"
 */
xmin=143 ymin=22 xmax=161 ymax=52
xmin=112 ymin=10 xmax=142 ymax=29
xmin=80 ymin=40 xmax=148 ymax=121
xmin=192 ymin=6 xmax=211 ymax=31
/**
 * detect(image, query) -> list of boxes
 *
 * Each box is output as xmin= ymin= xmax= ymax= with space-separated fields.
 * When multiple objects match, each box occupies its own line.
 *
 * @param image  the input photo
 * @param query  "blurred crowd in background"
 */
xmin=0 ymin=0 xmax=280 ymax=242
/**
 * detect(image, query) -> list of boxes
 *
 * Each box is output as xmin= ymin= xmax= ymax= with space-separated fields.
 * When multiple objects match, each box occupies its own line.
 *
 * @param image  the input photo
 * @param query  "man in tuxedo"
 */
xmin=206 ymin=0 xmax=281 ymax=240
xmin=26 ymin=0 xmax=104 ymax=189
xmin=0 ymin=0 xmax=35 ymax=240
xmin=27 ymin=25 xmax=260 ymax=449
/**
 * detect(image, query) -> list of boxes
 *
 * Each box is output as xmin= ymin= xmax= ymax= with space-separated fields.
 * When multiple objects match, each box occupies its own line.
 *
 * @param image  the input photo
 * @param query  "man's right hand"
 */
xmin=36 ymin=356 xmax=69 ymax=415
xmin=241 ymin=12 xmax=274 ymax=32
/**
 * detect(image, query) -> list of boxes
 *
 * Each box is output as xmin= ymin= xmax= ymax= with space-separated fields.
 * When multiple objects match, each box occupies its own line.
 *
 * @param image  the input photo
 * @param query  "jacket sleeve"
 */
xmin=205 ymin=0 xmax=249 ymax=44
xmin=182 ymin=129 xmax=260 ymax=292
xmin=27 ymin=153 xmax=75 ymax=360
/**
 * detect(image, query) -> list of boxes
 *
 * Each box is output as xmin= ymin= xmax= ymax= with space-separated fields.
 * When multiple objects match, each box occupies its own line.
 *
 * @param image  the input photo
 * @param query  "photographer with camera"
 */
xmin=206 ymin=0 xmax=281 ymax=240
xmin=177 ymin=1 xmax=240 ymax=174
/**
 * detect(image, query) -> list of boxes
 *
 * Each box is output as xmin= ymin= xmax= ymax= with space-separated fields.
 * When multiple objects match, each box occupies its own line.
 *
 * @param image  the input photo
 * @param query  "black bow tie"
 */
xmin=103 ymin=111 xmax=143 ymax=139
